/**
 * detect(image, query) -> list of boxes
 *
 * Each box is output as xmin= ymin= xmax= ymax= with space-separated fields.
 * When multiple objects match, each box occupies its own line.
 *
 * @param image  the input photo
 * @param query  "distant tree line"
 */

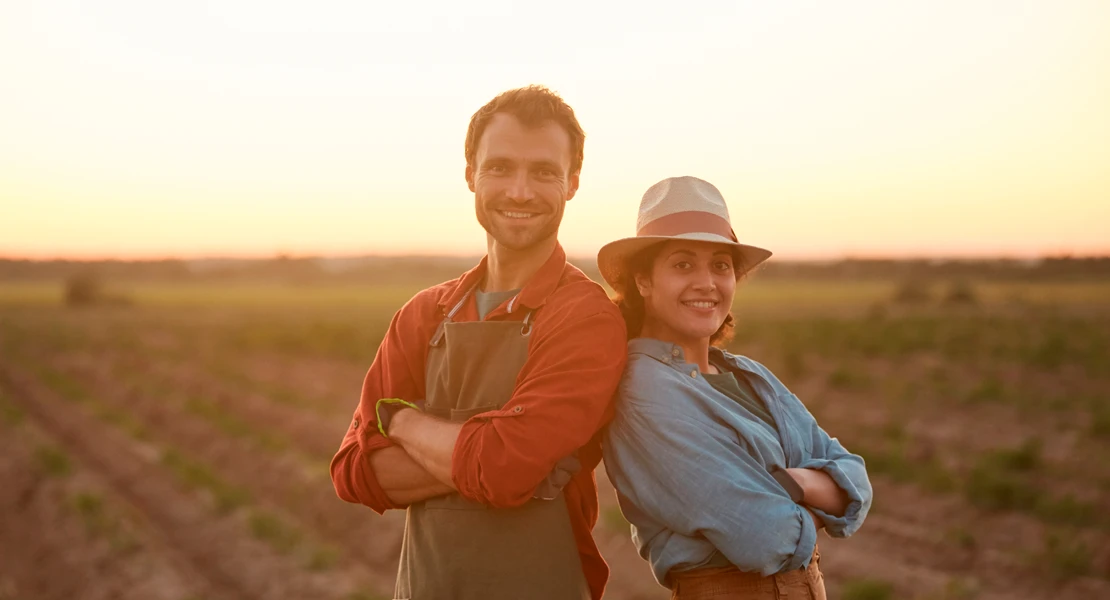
xmin=2 ymin=255 xmax=1109 ymax=285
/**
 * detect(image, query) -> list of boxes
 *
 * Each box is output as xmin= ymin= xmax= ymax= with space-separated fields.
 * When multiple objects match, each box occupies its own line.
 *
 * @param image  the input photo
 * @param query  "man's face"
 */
xmin=466 ymin=113 xmax=579 ymax=252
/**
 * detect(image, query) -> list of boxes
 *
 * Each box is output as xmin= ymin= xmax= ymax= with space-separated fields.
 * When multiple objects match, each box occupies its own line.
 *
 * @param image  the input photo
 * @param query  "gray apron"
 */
xmin=393 ymin=287 xmax=591 ymax=600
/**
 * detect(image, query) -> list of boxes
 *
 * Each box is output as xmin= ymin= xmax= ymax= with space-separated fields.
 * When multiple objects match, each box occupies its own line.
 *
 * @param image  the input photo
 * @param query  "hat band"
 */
xmin=637 ymin=211 xmax=738 ymax=242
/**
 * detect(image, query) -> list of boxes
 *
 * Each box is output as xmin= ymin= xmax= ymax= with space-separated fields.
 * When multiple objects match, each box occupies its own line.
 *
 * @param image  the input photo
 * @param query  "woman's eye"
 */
xmin=716 ymin=261 xmax=733 ymax=271
xmin=674 ymin=261 xmax=691 ymax=269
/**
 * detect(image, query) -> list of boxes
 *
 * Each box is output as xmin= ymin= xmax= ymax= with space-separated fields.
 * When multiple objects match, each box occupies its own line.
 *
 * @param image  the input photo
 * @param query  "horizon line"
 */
xmin=4 ymin=250 xmax=1110 ymax=264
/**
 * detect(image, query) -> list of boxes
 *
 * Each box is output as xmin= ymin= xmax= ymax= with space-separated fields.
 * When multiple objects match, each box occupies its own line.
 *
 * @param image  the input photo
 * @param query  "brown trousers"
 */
xmin=670 ymin=548 xmax=825 ymax=600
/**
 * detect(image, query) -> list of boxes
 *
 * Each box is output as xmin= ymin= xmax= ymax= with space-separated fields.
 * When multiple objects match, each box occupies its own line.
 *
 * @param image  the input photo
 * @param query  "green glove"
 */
xmin=375 ymin=397 xmax=423 ymax=437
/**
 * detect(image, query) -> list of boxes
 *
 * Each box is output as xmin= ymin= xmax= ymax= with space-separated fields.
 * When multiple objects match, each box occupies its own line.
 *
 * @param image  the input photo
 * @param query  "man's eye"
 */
xmin=489 ymin=165 xmax=507 ymax=174
xmin=537 ymin=169 xmax=555 ymax=178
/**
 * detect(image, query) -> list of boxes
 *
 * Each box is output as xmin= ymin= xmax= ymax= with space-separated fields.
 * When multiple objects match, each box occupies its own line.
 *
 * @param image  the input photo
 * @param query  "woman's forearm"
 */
xmin=788 ymin=467 xmax=850 ymax=517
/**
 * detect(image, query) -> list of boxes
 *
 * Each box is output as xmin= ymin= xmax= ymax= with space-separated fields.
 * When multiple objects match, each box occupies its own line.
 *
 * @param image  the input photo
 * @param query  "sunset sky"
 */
xmin=2 ymin=1 xmax=1108 ymax=260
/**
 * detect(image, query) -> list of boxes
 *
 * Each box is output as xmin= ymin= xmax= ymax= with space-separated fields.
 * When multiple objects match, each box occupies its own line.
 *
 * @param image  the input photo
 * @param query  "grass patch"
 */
xmin=854 ymin=437 xmax=957 ymax=493
xmin=94 ymin=406 xmax=148 ymax=440
xmin=1091 ymin=402 xmax=1110 ymax=439
xmin=602 ymin=506 xmax=630 ymax=533
xmin=963 ymin=377 xmax=1005 ymax=404
xmin=1040 ymin=532 xmax=1091 ymax=580
xmin=69 ymin=492 xmax=138 ymax=552
xmin=184 ymin=397 xmax=289 ymax=452
xmin=1033 ymin=494 xmax=1098 ymax=528
xmin=933 ymin=577 xmax=980 ymax=599
xmin=964 ymin=440 xmax=1047 ymax=513
xmin=841 ymin=577 xmax=895 ymax=600
xmin=248 ymin=510 xmax=302 ymax=554
xmin=964 ymin=463 xmax=1040 ymax=512
xmin=344 ymin=590 xmax=389 ymax=600
xmin=827 ymin=364 xmax=872 ymax=390
xmin=0 ymin=393 xmax=24 ymax=425
xmin=35 ymin=367 xmax=92 ymax=403
xmin=161 ymin=448 xmax=251 ymax=513
xmin=35 ymin=445 xmax=72 ymax=477
xmin=306 ymin=545 xmax=340 ymax=571
xmin=944 ymin=526 xmax=977 ymax=551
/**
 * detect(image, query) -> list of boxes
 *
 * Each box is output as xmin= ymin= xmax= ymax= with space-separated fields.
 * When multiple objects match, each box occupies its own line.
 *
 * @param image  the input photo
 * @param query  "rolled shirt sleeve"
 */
xmin=798 ymin=429 xmax=872 ymax=538
xmin=604 ymin=394 xmax=817 ymax=580
xmin=451 ymin=308 xmax=627 ymax=508
xmin=329 ymin=291 xmax=440 ymax=513
xmin=754 ymin=362 xmax=873 ymax=539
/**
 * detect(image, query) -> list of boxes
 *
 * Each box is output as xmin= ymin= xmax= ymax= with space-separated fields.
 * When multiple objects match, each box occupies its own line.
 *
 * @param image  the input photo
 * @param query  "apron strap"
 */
xmin=430 ymin=285 xmax=476 ymax=347
xmin=520 ymin=309 xmax=535 ymax=337
xmin=429 ymin=286 xmax=538 ymax=346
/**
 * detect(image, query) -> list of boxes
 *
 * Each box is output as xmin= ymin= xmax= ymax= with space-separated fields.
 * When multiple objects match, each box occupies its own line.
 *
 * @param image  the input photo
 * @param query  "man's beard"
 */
xmin=477 ymin=207 xmax=562 ymax=251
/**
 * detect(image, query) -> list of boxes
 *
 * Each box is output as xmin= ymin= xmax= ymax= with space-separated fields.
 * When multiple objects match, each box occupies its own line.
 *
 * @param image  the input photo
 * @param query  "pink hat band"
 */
xmin=637 ymin=210 xmax=738 ymax=243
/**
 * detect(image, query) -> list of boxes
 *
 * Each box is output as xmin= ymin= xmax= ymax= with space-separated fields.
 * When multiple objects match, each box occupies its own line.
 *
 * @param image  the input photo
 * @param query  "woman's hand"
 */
xmin=788 ymin=468 xmax=851 ymax=518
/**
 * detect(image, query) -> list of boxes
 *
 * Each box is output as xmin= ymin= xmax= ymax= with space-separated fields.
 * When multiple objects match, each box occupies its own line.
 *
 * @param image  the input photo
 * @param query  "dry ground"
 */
xmin=1 ymin=279 xmax=1108 ymax=600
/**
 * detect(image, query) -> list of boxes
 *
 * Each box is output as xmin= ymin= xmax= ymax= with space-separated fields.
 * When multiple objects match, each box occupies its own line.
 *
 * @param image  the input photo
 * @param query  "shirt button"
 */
xmin=512 ymin=406 xmax=523 ymax=414
xmin=690 ymin=369 xmax=698 ymax=378
xmin=662 ymin=356 xmax=671 ymax=363
xmin=671 ymin=347 xmax=681 ymax=357
xmin=353 ymin=419 xmax=359 ymax=429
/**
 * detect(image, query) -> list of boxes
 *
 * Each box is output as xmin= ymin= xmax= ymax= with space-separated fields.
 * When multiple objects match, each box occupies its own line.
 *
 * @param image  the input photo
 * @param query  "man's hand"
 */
xmin=388 ymin=408 xmax=465 ymax=489
xmin=375 ymin=398 xmax=424 ymax=436
xmin=532 ymin=452 xmax=581 ymax=500
xmin=369 ymin=446 xmax=454 ymax=505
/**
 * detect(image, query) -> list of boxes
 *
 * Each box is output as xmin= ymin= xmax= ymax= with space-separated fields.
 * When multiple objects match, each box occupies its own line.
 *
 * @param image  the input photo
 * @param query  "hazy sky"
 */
xmin=2 ymin=1 xmax=1108 ymax=260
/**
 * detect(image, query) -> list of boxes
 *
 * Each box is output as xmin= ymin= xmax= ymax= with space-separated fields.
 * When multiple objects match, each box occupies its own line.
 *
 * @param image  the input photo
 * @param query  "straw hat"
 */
xmin=596 ymin=176 xmax=772 ymax=289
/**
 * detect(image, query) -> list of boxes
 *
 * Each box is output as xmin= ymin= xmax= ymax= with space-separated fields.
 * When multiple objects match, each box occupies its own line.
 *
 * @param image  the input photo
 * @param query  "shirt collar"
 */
xmin=628 ymin=337 xmax=688 ymax=367
xmin=628 ymin=338 xmax=748 ymax=371
xmin=438 ymin=243 xmax=568 ymax=314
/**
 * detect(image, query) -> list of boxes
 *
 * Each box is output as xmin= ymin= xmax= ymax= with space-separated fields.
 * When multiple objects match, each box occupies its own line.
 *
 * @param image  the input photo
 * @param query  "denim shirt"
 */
xmin=602 ymin=338 xmax=872 ymax=585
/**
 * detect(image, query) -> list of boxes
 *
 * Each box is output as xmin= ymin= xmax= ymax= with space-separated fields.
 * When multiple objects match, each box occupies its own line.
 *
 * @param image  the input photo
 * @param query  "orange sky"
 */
xmin=2 ymin=1 xmax=1108 ymax=260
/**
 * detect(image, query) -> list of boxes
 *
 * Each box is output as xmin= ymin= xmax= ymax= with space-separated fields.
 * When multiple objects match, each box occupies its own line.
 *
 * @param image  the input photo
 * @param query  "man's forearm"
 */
xmin=388 ymin=408 xmax=463 ymax=488
xmin=788 ymin=467 xmax=850 ymax=517
xmin=369 ymin=445 xmax=454 ymax=505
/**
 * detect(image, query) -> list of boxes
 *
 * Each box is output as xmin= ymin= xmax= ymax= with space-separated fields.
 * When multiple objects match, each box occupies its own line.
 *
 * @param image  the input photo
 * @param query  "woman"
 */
xmin=599 ymin=176 xmax=872 ymax=600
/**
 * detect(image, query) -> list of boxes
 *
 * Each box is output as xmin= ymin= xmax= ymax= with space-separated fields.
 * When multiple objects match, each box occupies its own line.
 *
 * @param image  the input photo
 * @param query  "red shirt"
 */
xmin=330 ymin=243 xmax=627 ymax=600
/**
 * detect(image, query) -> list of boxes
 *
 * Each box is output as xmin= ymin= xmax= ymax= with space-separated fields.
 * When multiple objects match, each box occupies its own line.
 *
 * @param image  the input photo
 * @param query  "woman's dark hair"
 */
xmin=611 ymin=242 xmax=738 ymax=348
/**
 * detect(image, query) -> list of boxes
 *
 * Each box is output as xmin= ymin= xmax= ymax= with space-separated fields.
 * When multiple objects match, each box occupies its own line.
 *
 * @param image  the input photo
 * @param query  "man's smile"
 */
xmin=497 ymin=210 xmax=542 ymax=220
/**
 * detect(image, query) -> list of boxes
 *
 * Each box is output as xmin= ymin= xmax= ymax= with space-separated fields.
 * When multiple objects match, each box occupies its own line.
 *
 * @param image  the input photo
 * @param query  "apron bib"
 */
xmin=394 ymin=289 xmax=590 ymax=600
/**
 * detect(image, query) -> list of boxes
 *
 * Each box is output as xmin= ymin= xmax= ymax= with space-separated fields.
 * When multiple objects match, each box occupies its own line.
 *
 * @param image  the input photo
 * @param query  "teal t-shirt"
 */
xmin=703 ymin=359 xmax=776 ymax=429
xmin=475 ymin=288 xmax=521 ymax=320
xmin=688 ymin=357 xmax=778 ymax=571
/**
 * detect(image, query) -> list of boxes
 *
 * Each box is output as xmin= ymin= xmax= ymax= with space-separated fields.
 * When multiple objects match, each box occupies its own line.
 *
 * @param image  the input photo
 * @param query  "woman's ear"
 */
xmin=634 ymin=273 xmax=651 ymax=298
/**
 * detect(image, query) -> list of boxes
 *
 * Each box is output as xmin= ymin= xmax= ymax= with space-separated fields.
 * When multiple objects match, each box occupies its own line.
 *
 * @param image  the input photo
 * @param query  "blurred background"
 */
xmin=1 ymin=1 xmax=1108 ymax=599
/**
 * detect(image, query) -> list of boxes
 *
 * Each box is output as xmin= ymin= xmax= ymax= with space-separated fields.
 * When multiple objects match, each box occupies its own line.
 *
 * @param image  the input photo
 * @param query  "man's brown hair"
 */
xmin=465 ymin=85 xmax=585 ymax=175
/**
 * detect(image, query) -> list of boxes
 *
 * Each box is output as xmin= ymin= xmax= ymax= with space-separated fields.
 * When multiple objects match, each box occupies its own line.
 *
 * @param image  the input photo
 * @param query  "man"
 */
xmin=330 ymin=85 xmax=627 ymax=600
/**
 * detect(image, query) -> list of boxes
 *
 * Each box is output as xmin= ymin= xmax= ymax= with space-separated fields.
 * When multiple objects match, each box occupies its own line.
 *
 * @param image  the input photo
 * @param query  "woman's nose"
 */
xmin=692 ymin=267 xmax=716 ymax=290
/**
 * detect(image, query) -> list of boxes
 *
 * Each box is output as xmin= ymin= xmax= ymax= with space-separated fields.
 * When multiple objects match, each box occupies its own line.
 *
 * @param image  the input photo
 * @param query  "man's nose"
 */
xmin=505 ymin=171 xmax=535 ymax=203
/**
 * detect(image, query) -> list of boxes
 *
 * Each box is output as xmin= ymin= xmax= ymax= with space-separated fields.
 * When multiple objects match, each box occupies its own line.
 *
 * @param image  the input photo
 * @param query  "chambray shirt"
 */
xmin=603 ymin=338 xmax=872 ymax=585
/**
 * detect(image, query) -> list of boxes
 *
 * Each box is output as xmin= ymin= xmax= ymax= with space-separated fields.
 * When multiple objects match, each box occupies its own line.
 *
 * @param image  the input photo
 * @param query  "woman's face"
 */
xmin=635 ymin=240 xmax=737 ymax=345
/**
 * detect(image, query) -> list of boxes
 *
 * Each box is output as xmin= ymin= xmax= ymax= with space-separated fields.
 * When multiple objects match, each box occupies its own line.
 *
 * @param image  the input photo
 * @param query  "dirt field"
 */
xmin=1 ymin=279 xmax=1108 ymax=600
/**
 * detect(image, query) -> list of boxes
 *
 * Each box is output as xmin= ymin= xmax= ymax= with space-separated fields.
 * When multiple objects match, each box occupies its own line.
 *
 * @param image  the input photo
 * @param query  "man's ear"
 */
xmin=465 ymin=164 xmax=476 ymax=193
xmin=565 ymin=170 xmax=580 ymax=201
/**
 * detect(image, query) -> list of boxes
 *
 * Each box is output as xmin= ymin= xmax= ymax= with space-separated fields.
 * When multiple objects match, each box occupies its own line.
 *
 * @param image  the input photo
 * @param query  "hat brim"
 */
xmin=596 ymin=232 xmax=772 ymax=290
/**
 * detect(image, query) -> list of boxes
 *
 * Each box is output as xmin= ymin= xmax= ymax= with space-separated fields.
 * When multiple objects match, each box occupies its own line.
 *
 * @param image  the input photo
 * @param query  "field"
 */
xmin=2 ymin=277 xmax=1109 ymax=600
